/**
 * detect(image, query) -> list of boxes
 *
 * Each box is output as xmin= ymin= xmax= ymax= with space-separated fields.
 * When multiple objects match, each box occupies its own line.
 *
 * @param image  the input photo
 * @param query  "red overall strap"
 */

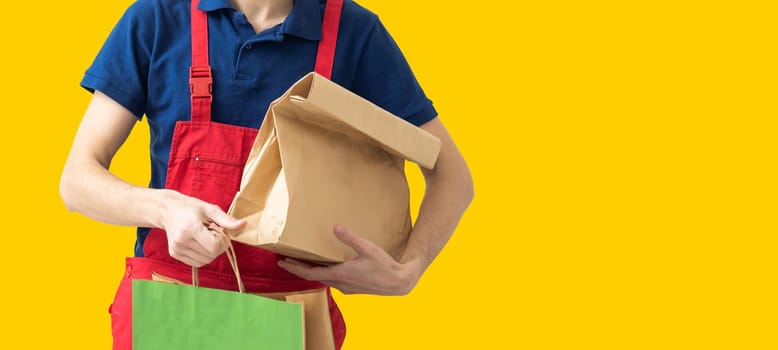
xmin=315 ymin=0 xmax=344 ymax=79
xmin=190 ymin=0 xmax=212 ymax=122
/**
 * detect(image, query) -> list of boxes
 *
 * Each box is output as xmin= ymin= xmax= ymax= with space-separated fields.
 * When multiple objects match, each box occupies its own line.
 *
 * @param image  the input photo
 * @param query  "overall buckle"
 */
xmin=189 ymin=66 xmax=213 ymax=102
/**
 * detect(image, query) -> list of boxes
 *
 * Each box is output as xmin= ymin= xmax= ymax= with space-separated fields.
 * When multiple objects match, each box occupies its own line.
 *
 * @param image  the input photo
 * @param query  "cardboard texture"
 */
xmin=228 ymin=72 xmax=441 ymax=263
xmin=132 ymin=280 xmax=304 ymax=350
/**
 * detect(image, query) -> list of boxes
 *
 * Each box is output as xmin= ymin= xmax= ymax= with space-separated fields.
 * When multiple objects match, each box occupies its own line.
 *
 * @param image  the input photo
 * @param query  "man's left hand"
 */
xmin=277 ymin=225 xmax=423 ymax=295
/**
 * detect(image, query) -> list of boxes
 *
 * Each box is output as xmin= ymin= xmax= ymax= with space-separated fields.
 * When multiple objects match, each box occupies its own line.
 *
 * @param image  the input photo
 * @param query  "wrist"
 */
xmin=396 ymin=258 xmax=425 ymax=295
xmin=143 ymin=188 xmax=179 ymax=229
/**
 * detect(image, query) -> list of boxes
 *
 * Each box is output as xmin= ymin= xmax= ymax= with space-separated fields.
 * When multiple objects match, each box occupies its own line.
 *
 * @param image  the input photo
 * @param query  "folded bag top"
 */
xmin=228 ymin=73 xmax=441 ymax=264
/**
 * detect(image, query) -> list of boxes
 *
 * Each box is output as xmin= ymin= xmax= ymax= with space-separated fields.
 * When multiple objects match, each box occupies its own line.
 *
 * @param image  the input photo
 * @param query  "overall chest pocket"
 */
xmin=191 ymin=154 xmax=245 ymax=211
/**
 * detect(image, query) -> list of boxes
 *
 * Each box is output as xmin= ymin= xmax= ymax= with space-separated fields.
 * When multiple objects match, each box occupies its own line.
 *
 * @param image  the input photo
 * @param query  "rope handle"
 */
xmin=192 ymin=224 xmax=246 ymax=293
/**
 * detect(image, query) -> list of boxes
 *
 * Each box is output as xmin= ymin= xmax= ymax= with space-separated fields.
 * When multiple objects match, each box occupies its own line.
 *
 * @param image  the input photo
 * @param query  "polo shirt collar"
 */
xmin=197 ymin=0 xmax=323 ymax=41
xmin=198 ymin=0 xmax=233 ymax=12
xmin=283 ymin=0 xmax=323 ymax=41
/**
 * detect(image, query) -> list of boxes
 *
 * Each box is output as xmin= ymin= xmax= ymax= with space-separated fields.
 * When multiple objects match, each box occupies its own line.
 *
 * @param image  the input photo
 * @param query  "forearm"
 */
xmin=60 ymin=159 xmax=169 ymax=228
xmin=60 ymin=91 xmax=243 ymax=267
xmin=399 ymin=118 xmax=474 ymax=275
xmin=60 ymin=90 xmax=172 ymax=229
xmin=400 ymin=166 xmax=474 ymax=272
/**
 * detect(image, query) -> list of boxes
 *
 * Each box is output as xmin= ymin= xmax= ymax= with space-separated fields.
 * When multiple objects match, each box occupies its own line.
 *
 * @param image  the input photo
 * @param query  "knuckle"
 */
xmin=213 ymin=238 xmax=228 ymax=254
xmin=206 ymin=242 xmax=222 ymax=255
xmin=296 ymin=270 xmax=315 ymax=281
xmin=331 ymin=269 xmax=348 ymax=283
xmin=170 ymin=233 xmax=189 ymax=247
xmin=168 ymin=249 xmax=186 ymax=263
xmin=361 ymin=243 xmax=378 ymax=255
xmin=304 ymin=272 xmax=322 ymax=282
xmin=205 ymin=204 xmax=221 ymax=216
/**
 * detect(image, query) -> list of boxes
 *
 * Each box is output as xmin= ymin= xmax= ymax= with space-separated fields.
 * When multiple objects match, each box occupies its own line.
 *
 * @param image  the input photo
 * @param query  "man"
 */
xmin=60 ymin=0 xmax=473 ymax=348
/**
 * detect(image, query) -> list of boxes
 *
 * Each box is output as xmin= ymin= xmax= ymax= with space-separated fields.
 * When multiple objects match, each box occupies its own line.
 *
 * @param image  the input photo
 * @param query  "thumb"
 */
xmin=206 ymin=206 xmax=246 ymax=231
xmin=333 ymin=224 xmax=373 ymax=256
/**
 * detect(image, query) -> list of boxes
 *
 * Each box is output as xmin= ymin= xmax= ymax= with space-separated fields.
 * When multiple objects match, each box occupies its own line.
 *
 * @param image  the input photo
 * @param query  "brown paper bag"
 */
xmin=261 ymin=289 xmax=335 ymax=350
xmin=227 ymin=72 xmax=440 ymax=264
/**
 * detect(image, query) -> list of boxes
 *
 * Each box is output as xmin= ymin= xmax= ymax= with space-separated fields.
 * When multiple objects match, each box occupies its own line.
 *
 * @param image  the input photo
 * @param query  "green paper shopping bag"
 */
xmin=132 ymin=281 xmax=304 ymax=350
xmin=132 ymin=229 xmax=305 ymax=350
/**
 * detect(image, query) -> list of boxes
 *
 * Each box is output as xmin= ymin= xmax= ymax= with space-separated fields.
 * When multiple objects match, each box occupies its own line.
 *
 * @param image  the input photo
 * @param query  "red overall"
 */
xmin=109 ymin=1 xmax=346 ymax=349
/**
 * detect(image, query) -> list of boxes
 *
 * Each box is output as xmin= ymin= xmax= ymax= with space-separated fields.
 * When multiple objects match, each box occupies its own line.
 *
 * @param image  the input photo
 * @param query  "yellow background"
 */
xmin=1 ymin=0 xmax=775 ymax=349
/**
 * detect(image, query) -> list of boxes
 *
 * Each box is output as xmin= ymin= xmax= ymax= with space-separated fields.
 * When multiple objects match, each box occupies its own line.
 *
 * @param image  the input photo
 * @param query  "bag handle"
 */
xmin=192 ymin=224 xmax=246 ymax=293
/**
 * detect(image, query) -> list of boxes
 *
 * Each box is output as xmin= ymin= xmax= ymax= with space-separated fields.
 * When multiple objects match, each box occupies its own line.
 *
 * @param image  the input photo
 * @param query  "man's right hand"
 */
xmin=157 ymin=190 xmax=246 ymax=267
xmin=61 ymin=91 xmax=244 ymax=268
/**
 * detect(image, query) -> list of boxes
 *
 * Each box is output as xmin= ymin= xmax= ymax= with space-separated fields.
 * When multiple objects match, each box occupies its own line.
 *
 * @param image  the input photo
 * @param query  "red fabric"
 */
xmin=189 ymin=0 xmax=212 ymax=122
xmin=142 ymin=120 xmax=315 ymax=284
xmin=109 ymin=1 xmax=347 ymax=349
xmin=314 ymin=0 xmax=343 ymax=79
xmin=110 ymin=258 xmax=346 ymax=350
xmin=190 ymin=0 xmax=208 ymax=69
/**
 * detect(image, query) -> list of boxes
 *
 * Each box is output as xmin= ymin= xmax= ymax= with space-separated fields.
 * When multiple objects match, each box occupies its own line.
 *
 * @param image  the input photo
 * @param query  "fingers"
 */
xmin=278 ymin=258 xmax=335 ymax=282
xmin=160 ymin=195 xmax=241 ymax=267
xmin=276 ymin=259 xmax=363 ymax=295
xmin=169 ymin=225 xmax=227 ymax=268
xmin=333 ymin=224 xmax=375 ymax=256
xmin=169 ymin=244 xmax=215 ymax=268
xmin=192 ymin=226 xmax=227 ymax=256
xmin=205 ymin=205 xmax=246 ymax=231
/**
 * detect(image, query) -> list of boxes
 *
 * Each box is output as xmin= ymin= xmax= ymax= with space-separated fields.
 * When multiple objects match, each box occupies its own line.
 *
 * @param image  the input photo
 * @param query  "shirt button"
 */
xmin=246 ymin=43 xmax=253 ymax=50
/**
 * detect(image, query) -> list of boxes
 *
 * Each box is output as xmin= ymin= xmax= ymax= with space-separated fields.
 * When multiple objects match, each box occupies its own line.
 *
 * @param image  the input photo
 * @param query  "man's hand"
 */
xmin=277 ymin=225 xmax=424 ymax=295
xmin=59 ymin=91 xmax=249 ymax=268
xmin=159 ymin=190 xmax=246 ymax=268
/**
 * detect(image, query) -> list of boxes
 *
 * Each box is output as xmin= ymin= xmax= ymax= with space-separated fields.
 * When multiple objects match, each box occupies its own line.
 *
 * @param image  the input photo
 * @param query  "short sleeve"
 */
xmin=349 ymin=19 xmax=437 ymax=127
xmin=80 ymin=1 xmax=155 ymax=119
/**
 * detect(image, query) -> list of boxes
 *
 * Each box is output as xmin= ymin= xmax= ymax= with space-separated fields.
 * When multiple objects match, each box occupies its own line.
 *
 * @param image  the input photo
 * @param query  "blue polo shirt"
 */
xmin=81 ymin=0 xmax=437 ymax=257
